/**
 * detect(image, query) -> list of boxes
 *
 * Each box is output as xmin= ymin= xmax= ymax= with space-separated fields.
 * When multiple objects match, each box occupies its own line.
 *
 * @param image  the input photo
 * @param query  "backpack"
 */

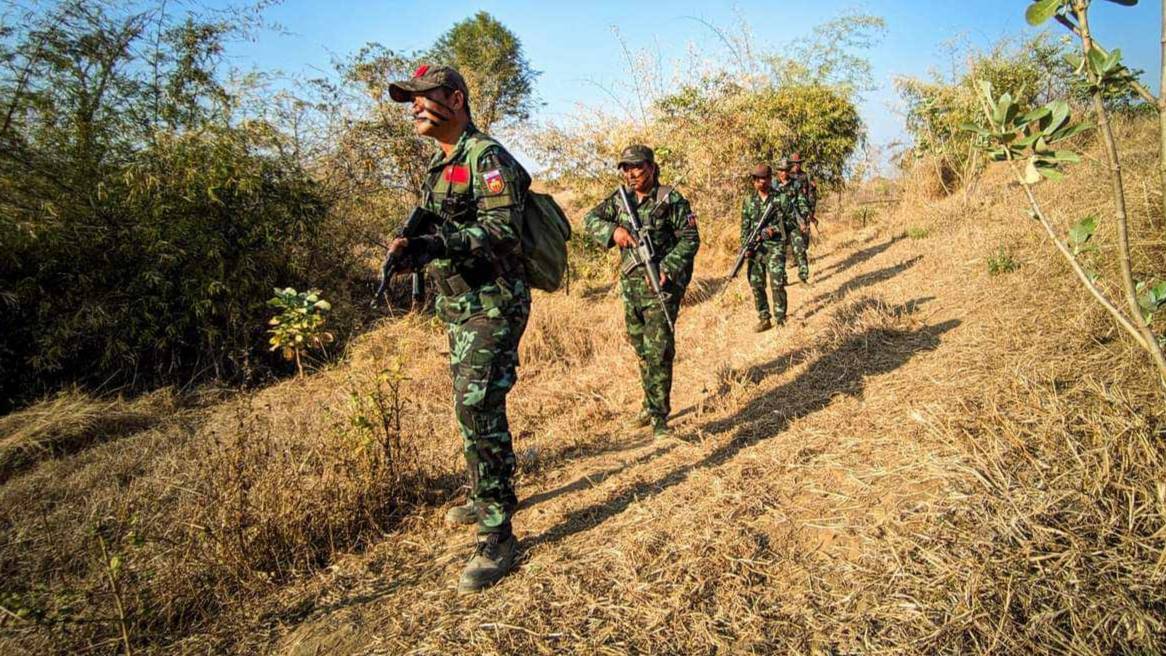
xmin=463 ymin=134 xmax=572 ymax=292
xmin=517 ymin=190 xmax=572 ymax=292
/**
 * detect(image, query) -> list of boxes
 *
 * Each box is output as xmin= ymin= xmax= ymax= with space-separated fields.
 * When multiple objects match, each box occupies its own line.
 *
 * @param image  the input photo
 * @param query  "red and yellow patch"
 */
xmin=483 ymin=169 xmax=505 ymax=194
xmin=686 ymin=211 xmax=698 ymax=228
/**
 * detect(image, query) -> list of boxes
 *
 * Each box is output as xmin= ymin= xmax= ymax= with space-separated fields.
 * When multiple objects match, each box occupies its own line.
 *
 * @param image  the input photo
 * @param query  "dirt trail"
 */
xmin=234 ymin=221 xmax=973 ymax=655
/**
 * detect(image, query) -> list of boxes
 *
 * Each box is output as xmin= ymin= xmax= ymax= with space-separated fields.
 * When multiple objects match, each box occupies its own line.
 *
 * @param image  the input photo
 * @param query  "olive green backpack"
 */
xmin=517 ymin=190 xmax=572 ymax=291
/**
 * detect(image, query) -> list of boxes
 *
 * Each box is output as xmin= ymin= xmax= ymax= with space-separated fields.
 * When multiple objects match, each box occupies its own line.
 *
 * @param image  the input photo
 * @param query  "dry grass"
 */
xmin=2 ymin=118 xmax=1164 ymax=655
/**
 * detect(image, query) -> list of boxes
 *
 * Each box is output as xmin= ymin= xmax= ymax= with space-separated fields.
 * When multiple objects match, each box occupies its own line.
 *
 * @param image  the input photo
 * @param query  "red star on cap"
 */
xmin=412 ymin=64 xmax=429 ymax=78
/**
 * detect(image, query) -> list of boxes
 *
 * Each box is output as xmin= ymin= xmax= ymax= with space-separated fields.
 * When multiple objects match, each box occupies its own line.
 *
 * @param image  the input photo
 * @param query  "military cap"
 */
xmin=617 ymin=144 xmax=655 ymax=168
xmin=775 ymin=157 xmax=791 ymax=171
xmin=750 ymin=164 xmax=772 ymax=178
xmin=388 ymin=64 xmax=470 ymax=103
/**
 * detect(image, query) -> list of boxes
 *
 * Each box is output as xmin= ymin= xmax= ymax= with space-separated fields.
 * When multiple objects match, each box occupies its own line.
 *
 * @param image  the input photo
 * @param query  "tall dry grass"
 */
xmin=1 ymin=115 xmax=1163 ymax=655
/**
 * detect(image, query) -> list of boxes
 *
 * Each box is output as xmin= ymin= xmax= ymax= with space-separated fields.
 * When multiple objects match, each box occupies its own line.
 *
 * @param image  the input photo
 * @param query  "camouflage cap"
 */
xmin=617 ymin=144 xmax=655 ymax=168
xmin=750 ymin=164 xmax=772 ymax=178
xmin=388 ymin=64 xmax=470 ymax=103
xmin=775 ymin=157 xmax=791 ymax=171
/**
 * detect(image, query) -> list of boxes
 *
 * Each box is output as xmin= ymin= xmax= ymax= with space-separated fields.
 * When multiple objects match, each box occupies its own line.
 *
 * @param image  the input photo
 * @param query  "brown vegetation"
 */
xmin=2 ymin=117 xmax=1164 ymax=655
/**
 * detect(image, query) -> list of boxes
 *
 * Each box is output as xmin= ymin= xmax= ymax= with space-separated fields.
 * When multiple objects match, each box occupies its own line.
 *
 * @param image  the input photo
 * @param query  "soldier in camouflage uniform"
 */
xmin=774 ymin=158 xmax=812 ymax=284
xmin=387 ymin=65 xmax=529 ymax=594
xmin=583 ymin=145 xmax=700 ymax=437
xmin=741 ymin=164 xmax=781 ymax=332
xmin=789 ymin=152 xmax=818 ymax=251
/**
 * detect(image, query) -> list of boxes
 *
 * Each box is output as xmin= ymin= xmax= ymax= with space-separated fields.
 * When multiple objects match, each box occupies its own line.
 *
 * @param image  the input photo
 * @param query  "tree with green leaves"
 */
xmin=427 ymin=11 xmax=540 ymax=131
xmin=964 ymin=0 xmax=1166 ymax=391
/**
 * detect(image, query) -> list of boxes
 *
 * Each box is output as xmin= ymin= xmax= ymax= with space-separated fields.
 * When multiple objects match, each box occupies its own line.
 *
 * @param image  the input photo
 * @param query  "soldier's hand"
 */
xmin=659 ymin=271 xmax=668 ymax=287
xmin=612 ymin=226 xmax=638 ymax=249
xmin=389 ymin=237 xmax=409 ymax=255
xmin=761 ymin=227 xmax=777 ymax=239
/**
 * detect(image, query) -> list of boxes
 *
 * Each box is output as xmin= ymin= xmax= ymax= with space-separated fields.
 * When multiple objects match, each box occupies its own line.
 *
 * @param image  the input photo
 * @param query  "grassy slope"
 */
xmin=2 ymin=121 xmax=1164 ymax=655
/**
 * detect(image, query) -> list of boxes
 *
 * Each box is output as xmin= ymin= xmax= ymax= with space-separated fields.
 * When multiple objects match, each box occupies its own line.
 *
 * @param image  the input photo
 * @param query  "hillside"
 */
xmin=3 ymin=119 xmax=1163 ymax=655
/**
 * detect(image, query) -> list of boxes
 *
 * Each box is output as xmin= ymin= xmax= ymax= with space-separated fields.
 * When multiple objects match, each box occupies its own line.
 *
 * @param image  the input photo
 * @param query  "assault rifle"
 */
xmin=616 ymin=185 xmax=674 ymax=332
xmin=728 ymin=196 xmax=782 ymax=280
xmin=371 ymin=206 xmax=445 ymax=309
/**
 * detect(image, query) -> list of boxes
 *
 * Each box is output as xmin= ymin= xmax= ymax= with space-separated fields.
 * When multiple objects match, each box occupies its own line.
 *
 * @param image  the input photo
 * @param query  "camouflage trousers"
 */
xmin=621 ymin=273 xmax=685 ymax=421
xmin=445 ymin=287 xmax=530 ymax=536
xmin=747 ymin=241 xmax=788 ymax=322
xmin=786 ymin=219 xmax=810 ymax=282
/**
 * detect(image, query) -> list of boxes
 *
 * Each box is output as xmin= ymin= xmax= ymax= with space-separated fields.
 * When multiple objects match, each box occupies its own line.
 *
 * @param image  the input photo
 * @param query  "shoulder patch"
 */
xmin=686 ymin=211 xmax=698 ymax=229
xmin=483 ymin=169 xmax=505 ymax=194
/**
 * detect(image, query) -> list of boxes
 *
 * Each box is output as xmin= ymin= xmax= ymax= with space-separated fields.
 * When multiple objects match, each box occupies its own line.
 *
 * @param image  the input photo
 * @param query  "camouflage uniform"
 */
xmin=583 ymin=173 xmax=700 ymax=424
xmin=741 ymin=190 xmax=786 ymax=322
xmin=790 ymin=169 xmax=818 ymax=250
xmin=775 ymin=177 xmax=811 ymax=282
xmin=418 ymin=124 xmax=531 ymax=538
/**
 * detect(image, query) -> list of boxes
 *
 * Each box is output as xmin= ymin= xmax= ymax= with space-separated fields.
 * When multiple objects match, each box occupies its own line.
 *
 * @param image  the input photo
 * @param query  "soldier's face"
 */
xmin=410 ymin=88 xmax=460 ymax=136
xmin=791 ymin=162 xmax=802 ymax=174
xmin=752 ymin=176 xmax=770 ymax=192
xmin=777 ymin=170 xmax=789 ymax=183
xmin=621 ymin=162 xmax=654 ymax=193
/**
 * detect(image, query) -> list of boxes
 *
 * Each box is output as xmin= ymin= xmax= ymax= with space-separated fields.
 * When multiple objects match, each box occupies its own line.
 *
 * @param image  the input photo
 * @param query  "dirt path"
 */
xmin=231 ymin=225 xmax=970 ymax=655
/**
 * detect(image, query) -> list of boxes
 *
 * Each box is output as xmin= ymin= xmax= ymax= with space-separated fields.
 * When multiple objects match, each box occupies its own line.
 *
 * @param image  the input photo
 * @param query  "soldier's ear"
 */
xmin=450 ymin=89 xmax=466 ymax=113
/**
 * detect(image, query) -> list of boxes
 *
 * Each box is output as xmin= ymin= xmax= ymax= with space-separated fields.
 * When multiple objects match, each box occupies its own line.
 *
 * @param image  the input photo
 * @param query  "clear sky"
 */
xmin=220 ymin=0 xmax=1162 ymax=161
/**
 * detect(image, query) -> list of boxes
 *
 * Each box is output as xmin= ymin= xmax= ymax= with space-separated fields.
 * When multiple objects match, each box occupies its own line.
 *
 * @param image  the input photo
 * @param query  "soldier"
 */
xmin=583 ymin=145 xmax=700 ymax=437
xmin=385 ymin=64 xmax=529 ymax=593
xmin=741 ymin=164 xmax=781 ymax=332
xmin=775 ymin=157 xmax=812 ymax=284
xmin=788 ymin=152 xmax=819 ymax=251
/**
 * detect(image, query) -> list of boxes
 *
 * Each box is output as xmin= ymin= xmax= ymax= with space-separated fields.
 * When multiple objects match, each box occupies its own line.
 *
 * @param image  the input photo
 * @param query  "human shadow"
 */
xmin=519 ymin=441 xmax=680 ymax=511
xmin=799 ymin=255 xmax=923 ymax=319
xmin=669 ymin=346 xmax=814 ymax=423
xmin=522 ymin=301 xmax=959 ymax=552
xmin=680 ymin=276 xmax=730 ymax=308
xmin=813 ymin=236 xmax=902 ymax=285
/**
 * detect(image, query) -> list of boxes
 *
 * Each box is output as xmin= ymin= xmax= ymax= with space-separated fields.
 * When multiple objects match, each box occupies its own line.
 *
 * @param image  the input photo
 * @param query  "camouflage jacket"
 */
xmin=741 ymin=190 xmax=780 ymax=245
xmin=420 ymin=124 xmax=531 ymax=324
xmin=790 ymin=171 xmax=818 ymax=214
xmin=583 ymin=183 xmax=701 ymax=286
xmin=774 ymin=179 xmax=812 ymax=229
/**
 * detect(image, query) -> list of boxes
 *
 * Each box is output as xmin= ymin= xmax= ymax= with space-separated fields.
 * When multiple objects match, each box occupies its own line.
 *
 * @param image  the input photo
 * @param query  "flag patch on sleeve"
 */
xmin=483 ymin=169 xmax=505 ymax=194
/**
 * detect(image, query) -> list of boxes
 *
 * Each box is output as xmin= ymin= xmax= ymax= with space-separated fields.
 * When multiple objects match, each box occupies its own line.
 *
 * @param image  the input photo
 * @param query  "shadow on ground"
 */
xmin=813 ymin=236 xmax=901 ymax=285
xmin=523 ymin=300 xmax=958 ymax=551
xmin=800 ymin=255 xmax=923 ymax=319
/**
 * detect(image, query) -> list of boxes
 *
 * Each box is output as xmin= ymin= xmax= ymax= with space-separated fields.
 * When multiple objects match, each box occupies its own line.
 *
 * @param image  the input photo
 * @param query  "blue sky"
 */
xmin=221 ymin=0 xmax=1162 ymax=160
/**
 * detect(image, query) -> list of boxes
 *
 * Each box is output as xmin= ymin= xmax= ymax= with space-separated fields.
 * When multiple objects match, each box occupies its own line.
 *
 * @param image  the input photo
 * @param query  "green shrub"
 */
xmin=987 ymin=248 xmax=1020 ymax=275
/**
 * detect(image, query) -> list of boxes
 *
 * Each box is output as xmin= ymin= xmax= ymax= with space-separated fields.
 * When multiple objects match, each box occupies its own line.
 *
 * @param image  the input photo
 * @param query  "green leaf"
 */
xmin=960 ymin=122 xmax=989 ymax=136
xmin=1037 ymin=166 xmax=1065 ymax=181
xmin=1026 ymin=0 xmax=1062 ymax=25
xmin=1053 ymin=150 xmax=1081 ymax=164
xmin=314 ymin=300 xmax=331 ymax=311
xmin=977 ymin=79 xmax=993 ymax=102
xmin=1069 ymin=215 xmax=1097 ymax=245
xmin=1102 ymin=48 xmax=1123 ymax=75
xmin=109 ymin=555 xmax=122 ymax=575
xmin=1087 ymin=48 xmax=1108 ymax=77
xmin=1045 ymin=100 xmax=1070 ymax=134
xmin=1049 ymin=121 xmax=1094 ymax=142
xmin=1017 ymin=106 xmax=1051 ymax=127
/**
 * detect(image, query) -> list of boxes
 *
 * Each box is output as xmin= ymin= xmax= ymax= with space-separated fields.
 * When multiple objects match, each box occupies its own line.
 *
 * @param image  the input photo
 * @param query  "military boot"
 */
xmin=753 ymin=318 xmax=772 ymax=333
xmin=444 ymin=500 xmax=477 ymax=526
xmin=458 ymin=532 xmax=519 ymax=594
xmin=651 ymin=416 xmax=671 ymax=438
xmin=627 ymin=409 xmax=653 ymax=428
